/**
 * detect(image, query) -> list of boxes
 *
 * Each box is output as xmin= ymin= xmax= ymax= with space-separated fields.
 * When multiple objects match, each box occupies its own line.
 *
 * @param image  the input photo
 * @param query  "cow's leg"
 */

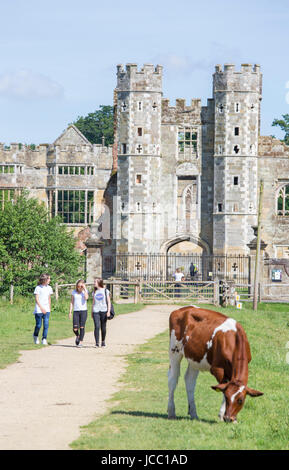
xmin=184 ymin=362 xmax=199 ymax=420
xmin=167 ymin=350 xmax=182 ymax=419
xmin=218 ymin=394 xmax=226 ymax=421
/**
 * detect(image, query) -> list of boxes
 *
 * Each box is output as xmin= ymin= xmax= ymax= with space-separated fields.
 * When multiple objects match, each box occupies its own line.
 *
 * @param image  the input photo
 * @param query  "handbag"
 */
xmin=105 ymin=288 xmax=115 ymax=320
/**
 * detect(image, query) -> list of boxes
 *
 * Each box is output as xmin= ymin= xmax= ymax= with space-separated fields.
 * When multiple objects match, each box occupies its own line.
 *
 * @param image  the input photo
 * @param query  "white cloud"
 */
xmin=0 ymin=69 xmax=64 ymax=100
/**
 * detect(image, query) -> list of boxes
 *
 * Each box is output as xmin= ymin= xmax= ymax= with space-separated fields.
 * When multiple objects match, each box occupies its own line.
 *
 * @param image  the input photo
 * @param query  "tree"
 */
xmin=0 ymin=193 xmax=83 ymax=295
xmin=272 ymin=114 xmax=289 ymax=145
xmin=72 ymin=105 xmax=114 ymax=145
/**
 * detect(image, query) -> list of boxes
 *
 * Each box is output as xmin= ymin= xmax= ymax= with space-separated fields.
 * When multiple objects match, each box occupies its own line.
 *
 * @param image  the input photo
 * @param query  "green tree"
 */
xmin=72 ymin=105 xmax=114 ymax=145
xmin=272 ymin=114 xmax=289 ymax=145
xmin=0 ymin=193 xmax=82 ymax=295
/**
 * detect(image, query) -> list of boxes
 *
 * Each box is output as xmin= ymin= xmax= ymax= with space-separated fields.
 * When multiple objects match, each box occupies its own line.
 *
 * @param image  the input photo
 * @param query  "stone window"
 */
xmin=136 ymin=202 xmax=141 ymax=212
xmin=121 ymin=143 xmax=127 ymax=154
xmin=234 ymin=127 xmax=239 ymax=136
xmin=138 ymin=102 xmax=142 ymax=111
xmin=136 ymin=174 xmax=142 ymax=184
xmin=233 ymin=145 xmax=240 ymax=154
xmin=51 ymin=190 xmax=94 ymax=224
xmin=137 ymin=128 xmax=143 ymax=137
xmin=218 ymin=203 xmax=223 ymax=212
xmin=121 ymin=102 xmax=127 ymax=112
xmin=136 ymin=144 xmax=143 ymax=154
xmin=183 ymin=184 xmax=197 ymax=231
xmin=233 ymin=176 xmax=239 ymax=185
xmin=58 ymin=166 xmax=88 ymax=176
xmin=235 ymin=103 xmax=240 ymax=113
xmin=178 ymin=128 xmax=198 ymax=156
xmin=152 ymin=102 xmax=157 ymax=111
xmin=218 ymin=104 xmax=224 ymax=113
xmin=277 ymin=184 xmax=289 ymax=216
xmin=233 ymin=203 xmax=239 ymax=212
xmin=0 ymin=165 xmax=15 ymax=174
xmin=0 ymin=188 xmax=16 ymax=209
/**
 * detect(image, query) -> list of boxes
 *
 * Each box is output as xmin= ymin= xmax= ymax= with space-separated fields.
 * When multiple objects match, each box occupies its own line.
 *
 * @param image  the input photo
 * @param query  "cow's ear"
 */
xmin=211 ymin=383 xmax=228 ymax=393
xmin=246 ymin=387 xmax=263 ymax=397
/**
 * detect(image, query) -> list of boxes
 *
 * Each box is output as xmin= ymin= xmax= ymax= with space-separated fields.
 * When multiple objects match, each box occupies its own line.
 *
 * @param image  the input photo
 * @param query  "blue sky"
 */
xmin=0 ymin=0 xmax=288 ymax=143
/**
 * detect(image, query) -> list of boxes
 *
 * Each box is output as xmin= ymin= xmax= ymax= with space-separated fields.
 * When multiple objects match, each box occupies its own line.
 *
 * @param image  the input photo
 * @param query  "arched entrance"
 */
xmin=161 ymin=235 xmax=210 ymax=280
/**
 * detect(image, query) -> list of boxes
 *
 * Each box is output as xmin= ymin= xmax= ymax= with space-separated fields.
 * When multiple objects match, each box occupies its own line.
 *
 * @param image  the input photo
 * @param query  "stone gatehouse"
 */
xmin=1 ymin=63 xmax=289 ymax=281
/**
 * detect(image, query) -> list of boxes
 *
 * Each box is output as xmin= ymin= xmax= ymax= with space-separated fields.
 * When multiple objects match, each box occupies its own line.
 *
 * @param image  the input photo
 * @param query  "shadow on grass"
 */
xmin=111 ymin=410 xmax=216 ymax=424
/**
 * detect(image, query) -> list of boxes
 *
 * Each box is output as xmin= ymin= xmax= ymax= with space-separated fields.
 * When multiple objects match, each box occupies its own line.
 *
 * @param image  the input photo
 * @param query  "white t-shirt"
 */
xmin=33 ymin=285 xmax=53 ymax=314
xmin=92 ymin=288 xmax=110 ymax=313
xmin=173 ymin=272 xmax=184 ymax=282
xmin=72 ymin=289 xmax=88 ymax=311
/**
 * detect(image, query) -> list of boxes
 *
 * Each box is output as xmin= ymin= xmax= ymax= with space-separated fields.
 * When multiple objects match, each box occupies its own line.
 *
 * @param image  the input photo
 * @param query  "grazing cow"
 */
xmin=168 ymin=305 xmax=263 ymax=422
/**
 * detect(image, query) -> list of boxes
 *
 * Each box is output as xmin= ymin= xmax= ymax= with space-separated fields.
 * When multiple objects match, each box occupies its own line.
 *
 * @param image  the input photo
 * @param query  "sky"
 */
xmin=0 ymin=0 xmax=288 ymax=144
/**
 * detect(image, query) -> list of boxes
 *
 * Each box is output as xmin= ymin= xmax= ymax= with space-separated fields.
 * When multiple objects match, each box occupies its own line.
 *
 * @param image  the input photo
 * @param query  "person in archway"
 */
xmin=173 ymin=268 xmax=184 ymax=298
xmin=190 ymin=262 xmax=198 ymax=280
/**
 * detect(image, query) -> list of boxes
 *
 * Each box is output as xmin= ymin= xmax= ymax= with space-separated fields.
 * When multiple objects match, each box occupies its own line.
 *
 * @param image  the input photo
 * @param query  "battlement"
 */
xmin=116 ymin=63 xmax=163 ymax=92
xmin=162 ymin=98 xmax=201 ymax=111
xmin=0 ymin=143 xmax=48 ymax=152
xmin=214 ymin=63 xmax=261 ymax=74
xmin=162 ymin=98 xmax=202 ymax=125
xmin=117 ymin=63 xmax=162 ymax=75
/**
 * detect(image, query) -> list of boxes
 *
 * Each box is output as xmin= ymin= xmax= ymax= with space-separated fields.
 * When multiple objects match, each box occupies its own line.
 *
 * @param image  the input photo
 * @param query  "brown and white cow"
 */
xmin=168 ymin=305 xmax=263 ymax=422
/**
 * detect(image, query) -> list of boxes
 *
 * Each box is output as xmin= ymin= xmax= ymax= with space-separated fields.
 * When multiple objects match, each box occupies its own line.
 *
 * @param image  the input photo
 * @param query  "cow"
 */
xmin=168 ymin=305 xmax=263 ymax=422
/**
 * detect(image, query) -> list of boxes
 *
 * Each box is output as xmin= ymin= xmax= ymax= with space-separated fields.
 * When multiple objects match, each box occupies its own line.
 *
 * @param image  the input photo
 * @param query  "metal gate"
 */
xmin=103 ymin=253 xmax=250 ymax=283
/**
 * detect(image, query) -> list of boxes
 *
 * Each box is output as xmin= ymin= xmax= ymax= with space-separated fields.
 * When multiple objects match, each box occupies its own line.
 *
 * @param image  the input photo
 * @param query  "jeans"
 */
xmin=92 ymin=311 xmax=107 ymax=345
xmin=34 ymin=312 xmax=50 ymax=339
xmin=73 ymin=310 xmax=87 ymax=341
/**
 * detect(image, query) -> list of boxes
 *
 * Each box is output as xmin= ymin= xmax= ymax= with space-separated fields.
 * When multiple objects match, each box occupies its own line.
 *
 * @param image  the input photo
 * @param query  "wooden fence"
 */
xmin=55 ymin=279 xmax=219 ymax=305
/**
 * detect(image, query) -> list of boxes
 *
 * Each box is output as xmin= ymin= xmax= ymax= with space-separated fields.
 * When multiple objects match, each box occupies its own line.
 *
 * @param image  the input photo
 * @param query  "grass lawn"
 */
xmin=0 ymin=295 xmax=144 ymax=369
xmin=70 ymin=302 xmax=289 ymax=450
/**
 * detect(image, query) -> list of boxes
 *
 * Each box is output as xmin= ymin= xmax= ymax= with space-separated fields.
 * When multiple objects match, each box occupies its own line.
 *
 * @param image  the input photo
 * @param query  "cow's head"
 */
xmin=211 ymin=381 xmax=263 ymax=422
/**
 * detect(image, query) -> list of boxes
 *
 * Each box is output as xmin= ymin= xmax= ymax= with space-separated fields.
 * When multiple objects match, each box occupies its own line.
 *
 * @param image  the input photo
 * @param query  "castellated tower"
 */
xmin=213 ymin=64 xmax=262 ymax=255
xmin=115 ymin=63 xmax=163 ymax=253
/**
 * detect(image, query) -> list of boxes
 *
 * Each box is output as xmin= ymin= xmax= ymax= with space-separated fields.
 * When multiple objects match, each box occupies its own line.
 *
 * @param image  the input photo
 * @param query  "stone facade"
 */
xmin=1 ymin=63 xmax=289 ymax=279
xmin=0 ymin=124 xmax=113 ymax=248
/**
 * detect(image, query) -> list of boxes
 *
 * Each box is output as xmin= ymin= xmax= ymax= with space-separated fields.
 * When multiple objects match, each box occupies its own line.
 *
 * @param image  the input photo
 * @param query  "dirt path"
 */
xmin=0 ymin=305 xmax=173 ymax=450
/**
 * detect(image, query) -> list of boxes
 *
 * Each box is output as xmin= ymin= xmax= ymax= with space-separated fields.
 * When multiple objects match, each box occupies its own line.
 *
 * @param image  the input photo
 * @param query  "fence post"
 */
xmin=9 ymin=284 xmax=14 ymax=305
xmin=55 ymin=283 xmax=59 ymax=302
xmin=134 ymin=281 xmax=140 ymax=304
xmin=213 ymin=278 xmax=219 ymax=306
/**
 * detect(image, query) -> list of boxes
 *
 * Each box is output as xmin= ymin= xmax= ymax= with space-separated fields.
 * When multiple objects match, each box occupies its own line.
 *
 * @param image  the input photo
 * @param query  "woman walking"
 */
xmin=92 ymin=278 xmax=111 ymax=347
xmin=69 ymin=280 xmax=89 ymax=347
xmin=33 ymin=274 xmax=53 ymax=345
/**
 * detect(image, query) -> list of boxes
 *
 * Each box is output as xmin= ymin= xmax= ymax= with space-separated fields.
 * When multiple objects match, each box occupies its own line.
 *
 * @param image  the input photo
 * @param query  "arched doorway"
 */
xmin=161 ymin=235 xmax=210 ymax=280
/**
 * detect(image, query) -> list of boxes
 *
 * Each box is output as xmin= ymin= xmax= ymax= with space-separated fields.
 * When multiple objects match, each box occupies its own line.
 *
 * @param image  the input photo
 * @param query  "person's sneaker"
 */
xmin=95 ymin=343 xmax=100 ymax=348
xmin=42 ymin=338 xmax=48 ymax=345
xmin=75 ymin=336 xmax=80 ymax=346
xmin=77 ymin=343 xmax=83 ymax=348
xmin=33 ymin=335 xmax=39 ymax=345
xmin=101 ymin=341 xmax=106 ymax=347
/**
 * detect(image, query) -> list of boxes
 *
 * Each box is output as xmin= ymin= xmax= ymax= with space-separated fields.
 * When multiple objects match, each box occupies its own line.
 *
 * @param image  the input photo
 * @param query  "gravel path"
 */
xmin=0 ymin=305 xmax=173 ymax=450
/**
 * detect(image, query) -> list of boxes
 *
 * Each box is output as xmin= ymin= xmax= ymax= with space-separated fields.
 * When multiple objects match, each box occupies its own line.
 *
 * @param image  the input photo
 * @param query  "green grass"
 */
xmin=0 ymin=295 xmax=145 ymax=369
xmin=70 ymin=302 xmax=289 ymax=450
